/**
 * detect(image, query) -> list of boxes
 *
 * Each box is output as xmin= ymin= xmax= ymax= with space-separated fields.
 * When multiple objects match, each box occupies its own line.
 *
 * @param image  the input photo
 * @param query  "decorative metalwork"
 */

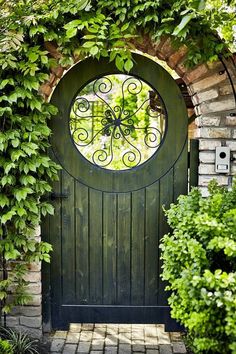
xmin=69 ymin=74 xmax=167 ymax=170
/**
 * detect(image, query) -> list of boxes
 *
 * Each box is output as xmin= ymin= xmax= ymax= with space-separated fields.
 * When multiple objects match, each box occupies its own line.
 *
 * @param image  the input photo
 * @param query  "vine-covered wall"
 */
xmin=0 ymin=0 xmax=235 ymax=335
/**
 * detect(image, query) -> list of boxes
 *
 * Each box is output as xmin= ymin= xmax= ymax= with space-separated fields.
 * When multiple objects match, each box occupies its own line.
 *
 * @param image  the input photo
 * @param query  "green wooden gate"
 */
xmin=42 ymin=54 xmax=188 ymax=330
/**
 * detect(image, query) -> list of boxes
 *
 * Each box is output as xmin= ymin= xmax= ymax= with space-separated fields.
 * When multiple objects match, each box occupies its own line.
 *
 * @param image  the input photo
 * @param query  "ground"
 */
xmin=48 ymin=323 xmax=187 ymax=354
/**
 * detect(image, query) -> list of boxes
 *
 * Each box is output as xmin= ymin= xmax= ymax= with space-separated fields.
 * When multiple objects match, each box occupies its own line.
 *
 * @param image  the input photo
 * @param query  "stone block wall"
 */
xmin=135 ymin=36 xmax=236 ymax=196
xmin=2 ymin=226 xmax=42 ymax=337
xmin=2 ymin=37 xmax=235 ymax=336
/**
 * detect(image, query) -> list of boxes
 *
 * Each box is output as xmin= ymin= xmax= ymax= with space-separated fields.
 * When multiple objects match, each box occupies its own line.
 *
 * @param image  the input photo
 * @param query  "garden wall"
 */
xmin=2 ymin=36 xmax=236 ymax=336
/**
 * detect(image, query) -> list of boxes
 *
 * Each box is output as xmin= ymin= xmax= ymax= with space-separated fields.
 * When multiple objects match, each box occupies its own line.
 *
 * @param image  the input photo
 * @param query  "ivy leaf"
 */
xmin=1 ymin=210 xmax=16 ymax=224
xmin=11 ymin=149 xmax=26 ymax=162
xmin=0 ymin=194 xmax=10 ymax=208
xmin=4 ymin=162 xmax=15 ymax=174
xmin=0 ymin=78 xmax=14 ymax=90
xmin=5 ymin=249 xmax=21 ymax=260
xmin=11 ymin=138 xmax=20 ymax=148
xmin=0 ymin=292 xmax=7 ymax=300
xmin=41 ymin=203 xmax=54 ymax=216
xmin=42 ymin=254 xmax=51 ymax=263
xmin=173 ymin=13 xmax=195 ymax=36
xmin=14 ymin=187 xmax=33 ymax=202
xmin=17 ymin=207 xmax=27 ymax=217
xmin=1 ymin=175 xmax=15 ymax=187
xmin=21 ymin=142 xmax=38 ymax=156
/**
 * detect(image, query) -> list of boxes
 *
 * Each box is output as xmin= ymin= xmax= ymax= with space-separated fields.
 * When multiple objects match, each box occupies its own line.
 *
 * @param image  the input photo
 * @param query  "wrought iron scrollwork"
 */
xmin=69 ymin=75 xmax=167 ymax=170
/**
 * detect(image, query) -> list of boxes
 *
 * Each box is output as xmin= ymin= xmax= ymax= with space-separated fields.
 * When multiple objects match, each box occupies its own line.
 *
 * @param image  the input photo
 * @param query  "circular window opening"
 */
xmin=69 ymin=74 xmax=167 ymax=170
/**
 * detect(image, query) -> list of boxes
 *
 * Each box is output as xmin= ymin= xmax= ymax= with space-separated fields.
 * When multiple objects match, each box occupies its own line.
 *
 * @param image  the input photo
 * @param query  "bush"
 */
xmin=0 ymin=327 xmax=39 ymax=354
xmin=160 ymin=180 xmax=236 ymax=353
xmin=0 ymin=338 xmax=13 ymax=354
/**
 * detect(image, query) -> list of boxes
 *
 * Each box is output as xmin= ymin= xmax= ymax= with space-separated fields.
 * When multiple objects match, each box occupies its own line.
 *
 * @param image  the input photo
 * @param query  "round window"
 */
xmin=69 ymin=74 xmax=167 ymax=170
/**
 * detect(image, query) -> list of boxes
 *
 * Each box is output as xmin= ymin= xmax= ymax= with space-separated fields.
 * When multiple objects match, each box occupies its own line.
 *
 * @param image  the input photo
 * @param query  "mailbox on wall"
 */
xmin=215 ymin=146 xmax=230 ymax=173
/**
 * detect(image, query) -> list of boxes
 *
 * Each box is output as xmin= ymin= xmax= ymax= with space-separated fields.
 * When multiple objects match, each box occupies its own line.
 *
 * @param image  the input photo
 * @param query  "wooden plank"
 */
xmin=49 ymin=170 xmax=63 ymax=327
xmin=89 ymin=189 xmax=103 ymax=304
xmin=131 ymin=189 xmax=145 ymax=305
xmin=103 ymin=193 xmax=117 ymax=304
xmin=75 ymin=182 xmax=89 ymax=304
xmin=189 ymin=139 xmax=199 ymax=189
xmin=145 ymin=182 xmax=159 ymax=306
xmin=117 ymin=193 xmax=131 ymax=305
xmin=41 ymin=213 xmax=51 ymax=330
xmin=174 ymin=139 xmax=188 ymax=201
xmin=158 ymin=168 xmax=174 ymax=306
xmin=60 ymin=305 xmax=182 ymax=330
xmin=61 ymin=170 xmax=75 ymax=304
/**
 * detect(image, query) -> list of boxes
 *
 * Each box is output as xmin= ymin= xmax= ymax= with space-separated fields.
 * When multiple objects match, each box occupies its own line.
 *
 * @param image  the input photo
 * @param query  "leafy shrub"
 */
xmin=160 ymin=180 xmax=236 ymax=353
xmin=0 ymin=338 xmax=13 ymax=354
xmin=0 ymin=327 xmax=39 ymax=354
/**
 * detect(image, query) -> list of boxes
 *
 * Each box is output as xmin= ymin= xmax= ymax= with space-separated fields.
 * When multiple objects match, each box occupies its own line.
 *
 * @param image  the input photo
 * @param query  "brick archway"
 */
xmin=41 ymin=36 xmax=236 ymax=195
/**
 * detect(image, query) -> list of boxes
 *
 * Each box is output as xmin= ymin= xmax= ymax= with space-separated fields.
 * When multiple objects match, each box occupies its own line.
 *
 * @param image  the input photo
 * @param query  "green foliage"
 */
xmin=0 ymin=327 xmax=39 ymax=354
xmin=160 ymin=180 xmax=236 ymax=353
xmin=0 ymin=338 xmax=13 ymax=354
xmin=0 ymin=0 xmax=235 ymax=315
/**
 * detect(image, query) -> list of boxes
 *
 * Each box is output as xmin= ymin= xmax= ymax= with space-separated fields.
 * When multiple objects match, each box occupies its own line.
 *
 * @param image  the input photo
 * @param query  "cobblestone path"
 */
xmin=49 ymin=323 xmax=187 ymax=354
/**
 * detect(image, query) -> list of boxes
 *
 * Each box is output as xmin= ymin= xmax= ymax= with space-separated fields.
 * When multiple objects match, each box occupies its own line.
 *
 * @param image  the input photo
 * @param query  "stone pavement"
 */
xmin=49 ymin=323 xmax=187 ymax=354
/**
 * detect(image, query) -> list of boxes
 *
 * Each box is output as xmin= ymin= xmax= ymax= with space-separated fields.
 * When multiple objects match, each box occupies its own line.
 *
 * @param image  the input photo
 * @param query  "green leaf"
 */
xmin=11 ymin=149 xmax=26 ymax=162
xmin=83 ymin=34 xmax=97 ymax=39
xmin=121 ymin=23 xmax=130 ymax=32
xmin=0 ymin=194 xmax=10 ymax=208
xmin=17 ymin=207 xmax=27 ymax=217
xmin=124 ymin=58 xmax=133 ymax=72
xmin=173 ymin=13 xmax=195 ymax=36
xmin=14 ymin=187 xmax=33 ymax=202
xmin=21 ymin=142 xmax=38 ymax=156
xmin=5 ymin=249 xmax=21 ymax=260
xmin=1 ymin=210 xmax=16 ymax=224
xmin=77 ymin=0 xmax=91 ymax=10
xmin=11 ymin=138 xmax=20 ymax=148
xmin=28 ymin=52 xmax=39 ymax=63
xmin=64 ymin=19 xmax=81 ymax=30
xmin=115 ymin=55 xmax=124 ymax=71
xmin=0 ymin=78 xmax=14 ymax=90
xmin=90 ymin=46 xmax=99 ymax=56
xmin=83 ymin=41 xmax=96 ymax=48
xmin=4 ymin=162 xmax=15 ymax=174
xmin=66 ymin=27 xmax=78 ymax=38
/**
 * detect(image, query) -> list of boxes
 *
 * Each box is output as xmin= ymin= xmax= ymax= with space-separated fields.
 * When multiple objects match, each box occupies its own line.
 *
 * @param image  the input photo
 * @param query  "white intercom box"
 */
xmin=215 ymin=147 xmax=230 ymax=173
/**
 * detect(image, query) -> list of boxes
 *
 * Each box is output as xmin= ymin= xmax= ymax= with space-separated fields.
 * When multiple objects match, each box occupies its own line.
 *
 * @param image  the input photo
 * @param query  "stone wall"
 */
xmin=2 ymin=36 xmax=236 ymax=336
xmin=2 ymin=226 xmax=42 ymax=337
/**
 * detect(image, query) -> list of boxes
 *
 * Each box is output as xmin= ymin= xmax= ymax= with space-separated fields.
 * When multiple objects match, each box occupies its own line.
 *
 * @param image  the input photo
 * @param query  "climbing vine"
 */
xmin=0 ymin=0 xmax=235 ymax=313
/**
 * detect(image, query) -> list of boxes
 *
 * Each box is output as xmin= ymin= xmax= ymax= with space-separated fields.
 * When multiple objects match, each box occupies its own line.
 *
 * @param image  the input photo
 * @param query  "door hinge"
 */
xmin=50 ymin=192 xmax=70 ymax=201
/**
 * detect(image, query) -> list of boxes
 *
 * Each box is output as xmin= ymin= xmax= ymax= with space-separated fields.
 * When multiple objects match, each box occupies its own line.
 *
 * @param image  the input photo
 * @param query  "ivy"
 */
xmin=0 ymin=0 xmax=235 ymax=314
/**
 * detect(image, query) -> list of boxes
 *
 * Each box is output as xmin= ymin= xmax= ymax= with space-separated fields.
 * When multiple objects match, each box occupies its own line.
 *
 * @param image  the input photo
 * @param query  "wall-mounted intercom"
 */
xmin=215 ymin=146 xmax=230 ymax=173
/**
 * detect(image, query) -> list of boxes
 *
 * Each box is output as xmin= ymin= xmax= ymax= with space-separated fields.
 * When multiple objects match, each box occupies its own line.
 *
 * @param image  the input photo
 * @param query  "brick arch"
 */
xmin=40 ymin=36 xmax=236 ymax=193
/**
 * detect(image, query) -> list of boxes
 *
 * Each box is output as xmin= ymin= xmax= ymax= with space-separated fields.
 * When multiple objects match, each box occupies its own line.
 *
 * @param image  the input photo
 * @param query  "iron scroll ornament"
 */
xmin=69 ymin=74 xmax=167 ymax=170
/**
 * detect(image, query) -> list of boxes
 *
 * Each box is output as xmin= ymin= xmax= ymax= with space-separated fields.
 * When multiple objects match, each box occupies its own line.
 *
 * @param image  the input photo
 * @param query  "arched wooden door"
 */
xmin=42 ymin=54 xmax=188 ymax=330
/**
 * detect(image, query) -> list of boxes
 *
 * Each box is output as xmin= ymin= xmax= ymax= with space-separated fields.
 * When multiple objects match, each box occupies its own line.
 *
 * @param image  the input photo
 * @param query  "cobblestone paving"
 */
xmin=50 ymin=324 xmax=186 ymax=354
